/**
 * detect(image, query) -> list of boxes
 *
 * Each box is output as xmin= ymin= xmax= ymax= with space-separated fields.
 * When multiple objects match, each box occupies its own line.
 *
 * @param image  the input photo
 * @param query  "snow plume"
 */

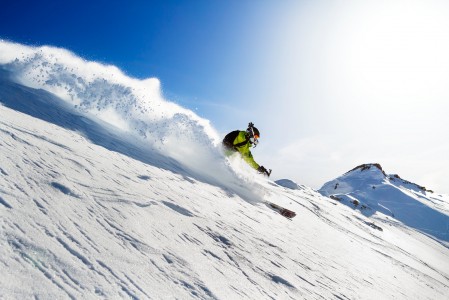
xmin=0 ymin=40 xmax=266 ymax=201
xmin=0 ymin=40 xmax=216 ymax=142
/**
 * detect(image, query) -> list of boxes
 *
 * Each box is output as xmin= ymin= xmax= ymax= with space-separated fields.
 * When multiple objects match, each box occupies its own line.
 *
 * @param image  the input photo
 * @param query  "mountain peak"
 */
xmin=345 ymin=163 xmax=387 ymax=177
xmin=319 ymin=163 xmax=449 ymax=242
xmin=344 ymin=164 xmax=432 ymax=193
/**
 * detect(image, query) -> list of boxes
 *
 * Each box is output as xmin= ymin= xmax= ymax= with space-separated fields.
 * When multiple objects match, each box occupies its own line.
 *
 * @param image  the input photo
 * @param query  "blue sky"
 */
xmin=1 ymin=0 xmax=279 ymax=129
xmin=2 ymin=0 xmax=449 ymax=193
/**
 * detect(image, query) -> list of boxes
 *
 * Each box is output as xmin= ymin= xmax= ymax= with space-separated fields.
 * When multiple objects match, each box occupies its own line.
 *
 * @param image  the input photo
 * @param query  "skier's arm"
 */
xmin=242 ymin=151 xmax=260 ymax=170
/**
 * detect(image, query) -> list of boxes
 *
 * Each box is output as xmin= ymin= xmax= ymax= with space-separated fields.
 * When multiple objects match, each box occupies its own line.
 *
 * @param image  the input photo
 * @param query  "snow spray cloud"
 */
xmin=0 ymin=41 xmax=218 ymax=157
xmin=0 ymin=40 xmax=263 ymax=201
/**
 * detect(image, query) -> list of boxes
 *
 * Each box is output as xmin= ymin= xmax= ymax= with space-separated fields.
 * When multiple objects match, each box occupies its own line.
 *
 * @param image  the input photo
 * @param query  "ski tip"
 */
xmin=281 ymin=210 xmax=296 ymax=219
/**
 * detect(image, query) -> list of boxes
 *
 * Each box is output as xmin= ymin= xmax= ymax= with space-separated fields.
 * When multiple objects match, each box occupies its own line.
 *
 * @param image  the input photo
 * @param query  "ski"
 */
xmin=265 ymin=201 xmax=296 ymax=219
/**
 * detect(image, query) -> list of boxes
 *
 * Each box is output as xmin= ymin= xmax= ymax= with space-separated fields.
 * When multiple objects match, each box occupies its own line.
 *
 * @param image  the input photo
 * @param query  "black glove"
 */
xmin=257 ymin=166 xmax=271 ymax=177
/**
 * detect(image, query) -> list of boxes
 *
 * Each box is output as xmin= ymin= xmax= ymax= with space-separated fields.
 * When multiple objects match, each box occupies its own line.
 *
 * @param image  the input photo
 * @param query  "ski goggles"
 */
xmin=250 ymin=133 xmax=259 ymax=147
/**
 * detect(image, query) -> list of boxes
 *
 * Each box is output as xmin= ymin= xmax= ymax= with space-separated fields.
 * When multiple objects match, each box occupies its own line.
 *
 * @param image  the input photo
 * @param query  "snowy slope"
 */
xmin=319 ymin=164 xmax=449 ymax=244
xmin=1 ymin=41 xmax=449 ymax=299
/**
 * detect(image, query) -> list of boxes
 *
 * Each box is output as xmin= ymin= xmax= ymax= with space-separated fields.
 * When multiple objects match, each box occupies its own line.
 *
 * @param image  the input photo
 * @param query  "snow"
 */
xmin=319 ymin=163 xmax=449 ymax=244
xmin=275 ymin=179 xmax=302 ymax=190
xmin=0 ymin=40 xmax=221 ymax=183
xmin=1 ymin=41 xmax=449 ymax=299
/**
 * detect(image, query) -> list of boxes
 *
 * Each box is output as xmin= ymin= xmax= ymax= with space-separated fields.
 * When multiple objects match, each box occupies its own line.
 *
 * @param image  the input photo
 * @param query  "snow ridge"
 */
xmin=319 ymin=163 xmax=449 ymax=243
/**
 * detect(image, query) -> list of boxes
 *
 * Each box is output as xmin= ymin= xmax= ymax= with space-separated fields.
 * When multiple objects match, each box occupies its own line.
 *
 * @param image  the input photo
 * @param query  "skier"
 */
xmin=222 ymin=122 xmax=271 ymax=176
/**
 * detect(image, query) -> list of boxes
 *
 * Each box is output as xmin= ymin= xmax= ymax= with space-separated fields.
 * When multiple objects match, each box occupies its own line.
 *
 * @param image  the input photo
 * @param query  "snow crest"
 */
xmin=0 ymin=40 xmax=219 ymax=164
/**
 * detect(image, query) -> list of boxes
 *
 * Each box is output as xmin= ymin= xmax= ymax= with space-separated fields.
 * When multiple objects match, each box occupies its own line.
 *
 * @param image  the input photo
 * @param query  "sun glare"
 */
xmin=326 ymin=0 xmax=449 ymax=110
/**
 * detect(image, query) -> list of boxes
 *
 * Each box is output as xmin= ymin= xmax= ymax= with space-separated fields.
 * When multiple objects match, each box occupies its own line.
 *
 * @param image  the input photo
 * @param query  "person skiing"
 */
xmin=222 ymin=122 xmax=271 ymax=176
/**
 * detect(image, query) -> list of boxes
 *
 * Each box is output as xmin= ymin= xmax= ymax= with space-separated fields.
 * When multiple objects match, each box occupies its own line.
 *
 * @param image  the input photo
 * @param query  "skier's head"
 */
xmin=247 ymin=122 xmax=260 ymax=147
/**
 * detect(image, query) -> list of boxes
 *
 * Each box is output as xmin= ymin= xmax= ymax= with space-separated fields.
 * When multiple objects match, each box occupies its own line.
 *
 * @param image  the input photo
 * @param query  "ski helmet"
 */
xmin=252 ymin=127 xmax=260 ymax=138
xmin=247 ymin=122 xmax=260 ymax=147
xmin=247 ymin=122 xmax=260 ymax=138
xmin=246 ymin=122 xmax=260 ymax=139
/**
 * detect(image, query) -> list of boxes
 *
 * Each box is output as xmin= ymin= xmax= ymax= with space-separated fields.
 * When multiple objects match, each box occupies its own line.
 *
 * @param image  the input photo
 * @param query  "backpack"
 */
xmin=222 ymin=130 xmax=249 ymax=151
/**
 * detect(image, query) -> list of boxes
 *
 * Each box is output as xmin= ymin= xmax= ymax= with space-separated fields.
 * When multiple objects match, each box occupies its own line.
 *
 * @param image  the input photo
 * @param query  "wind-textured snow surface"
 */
xmin=1 ymin=41 xmax=449 ymax=299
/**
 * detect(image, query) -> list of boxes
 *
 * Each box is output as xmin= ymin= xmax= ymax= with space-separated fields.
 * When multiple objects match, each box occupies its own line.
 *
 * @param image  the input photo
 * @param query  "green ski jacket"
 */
xmin=231 ymin=131 xmax=260 ymax=170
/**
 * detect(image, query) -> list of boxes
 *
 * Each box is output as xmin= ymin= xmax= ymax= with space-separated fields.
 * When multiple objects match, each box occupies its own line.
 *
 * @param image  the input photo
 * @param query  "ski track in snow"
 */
xmin=1 ymin=41 xmax=449 ymax=299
